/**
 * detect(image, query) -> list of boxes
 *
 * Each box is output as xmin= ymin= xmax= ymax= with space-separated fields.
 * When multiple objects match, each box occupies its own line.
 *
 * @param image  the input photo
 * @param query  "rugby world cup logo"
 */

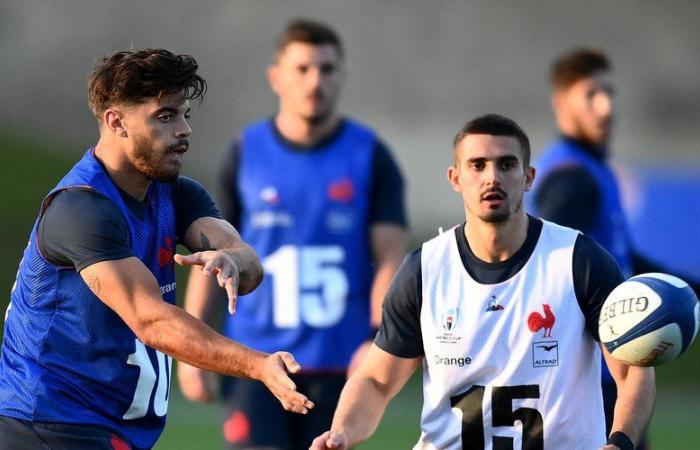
xmin=442 ymin=308 xmax=460 ymax=331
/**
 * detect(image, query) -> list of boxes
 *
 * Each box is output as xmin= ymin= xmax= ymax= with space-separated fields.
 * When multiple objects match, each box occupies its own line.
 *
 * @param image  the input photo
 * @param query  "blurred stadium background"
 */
xmin=1 ymin=1 xmax=699 ymax=448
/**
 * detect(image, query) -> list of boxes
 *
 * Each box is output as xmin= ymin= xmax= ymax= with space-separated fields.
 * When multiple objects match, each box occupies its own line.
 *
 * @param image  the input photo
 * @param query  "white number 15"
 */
xmin=263 ymin=245 xmax=349 ymax=328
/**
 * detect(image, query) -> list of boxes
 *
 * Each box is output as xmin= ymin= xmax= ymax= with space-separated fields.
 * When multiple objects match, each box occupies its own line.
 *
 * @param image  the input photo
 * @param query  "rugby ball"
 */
xmin=598 ymin=273 xmax=700 ymax=366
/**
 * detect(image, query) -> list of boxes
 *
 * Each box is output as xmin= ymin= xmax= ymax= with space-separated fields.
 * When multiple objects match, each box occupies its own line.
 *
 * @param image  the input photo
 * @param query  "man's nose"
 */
xmin=306 ymin=67 xmax=322 ymax=88
xmin=483 ymin=164 xmax=501 ymax=185
xmin=595 ymin=91 xmax=613 ymax=118
xmin=175 ymin=118 xmax=192 ymax=139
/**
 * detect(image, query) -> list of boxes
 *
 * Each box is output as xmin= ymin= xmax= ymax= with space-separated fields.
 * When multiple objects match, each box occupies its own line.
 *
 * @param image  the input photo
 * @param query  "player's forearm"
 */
xmin=184 ymin=217 xmax=263 ymax=294
xmin=219 ymin=241 xmax=263 ymax=295
xmin=369 ymin=258 xmax=402 ymax=327
xmin=136 ymin=301 xmax=266 ymax=380
xmin=369 ymin=224 xmax=406 ymax=326
xmin=610 ymin=366 xmax=655 ymax=445
xmin=330 ymin=374 xmax=393 ymax=447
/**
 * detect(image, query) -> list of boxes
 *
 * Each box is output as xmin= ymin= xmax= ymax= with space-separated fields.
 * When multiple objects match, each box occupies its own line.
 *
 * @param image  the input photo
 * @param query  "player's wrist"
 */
xmin=607 ymin=431 xmax=634 ymax=450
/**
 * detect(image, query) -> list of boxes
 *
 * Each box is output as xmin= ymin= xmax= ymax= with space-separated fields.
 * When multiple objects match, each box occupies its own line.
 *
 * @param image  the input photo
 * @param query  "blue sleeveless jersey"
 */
xmin=0 ymin=149 xmax=177 ymax=449
xmin=227 ymin=119 xmax=376 ymax=370
xmin=530 ymin=138 xmax=633 ymax=277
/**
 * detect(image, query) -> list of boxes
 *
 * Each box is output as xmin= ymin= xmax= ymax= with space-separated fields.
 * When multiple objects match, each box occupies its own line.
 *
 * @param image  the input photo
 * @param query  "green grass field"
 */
xmin=158 ymin=370 xmax=700 ymax=449
xmin=1 ymin=133 xmax=699 ymax=449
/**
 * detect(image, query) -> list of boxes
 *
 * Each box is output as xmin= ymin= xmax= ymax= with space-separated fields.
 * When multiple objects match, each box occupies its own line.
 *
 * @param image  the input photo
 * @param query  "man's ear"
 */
xmin=447 ymin=165 xmax=462 ymax=193
xmin=267 ymin=64 xmax=280 ymax=95
xmin=524 ymin=166 xmax=536 ymax=192
xmin=104 ymin=108 xmax=127 ymax=137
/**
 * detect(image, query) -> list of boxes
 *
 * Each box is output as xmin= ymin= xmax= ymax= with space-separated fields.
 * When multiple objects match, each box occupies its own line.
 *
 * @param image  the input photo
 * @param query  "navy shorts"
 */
xmin=0 ymin=415 xmax=131 ymax=450
xmin=220 ymin=373 xmax=345 ymax=450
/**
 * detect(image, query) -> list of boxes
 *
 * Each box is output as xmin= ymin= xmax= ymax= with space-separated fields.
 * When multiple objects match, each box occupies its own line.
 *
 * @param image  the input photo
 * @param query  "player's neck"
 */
xmin=94 ymin=139 xmax=150 ymax=202
xmin=464 ymin=212 xmax=529 ymax=263
xmin=274 ymin=111 xmax=340 ymax=148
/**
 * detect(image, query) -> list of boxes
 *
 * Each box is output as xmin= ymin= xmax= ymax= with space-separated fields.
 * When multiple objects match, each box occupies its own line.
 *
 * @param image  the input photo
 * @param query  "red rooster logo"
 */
xmin=157 ymin=237 xmax=174 ymax=268
xmin=528 ymin=304 xmax=555 ymax=337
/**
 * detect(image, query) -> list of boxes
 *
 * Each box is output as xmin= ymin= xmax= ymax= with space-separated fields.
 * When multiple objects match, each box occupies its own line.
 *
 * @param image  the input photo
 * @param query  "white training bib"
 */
xmin=415 ymin=221 xmax=606 ymax=450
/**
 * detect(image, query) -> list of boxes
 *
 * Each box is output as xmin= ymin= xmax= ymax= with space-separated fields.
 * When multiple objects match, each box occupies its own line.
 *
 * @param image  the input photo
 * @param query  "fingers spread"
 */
xmin=226 ymin=283 xmax=238 ymax=315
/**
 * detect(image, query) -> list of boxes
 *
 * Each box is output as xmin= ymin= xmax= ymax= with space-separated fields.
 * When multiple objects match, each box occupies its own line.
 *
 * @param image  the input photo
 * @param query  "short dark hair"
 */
xmin=276 ymin=19 xmax=344 ymax=59
xmin=453 ymin=114 xmax=531 ymax=168
xmin=550 ymin=48 xmax=611 ymax=90
xmin=87 ymin=49 xmax=207 ymax=118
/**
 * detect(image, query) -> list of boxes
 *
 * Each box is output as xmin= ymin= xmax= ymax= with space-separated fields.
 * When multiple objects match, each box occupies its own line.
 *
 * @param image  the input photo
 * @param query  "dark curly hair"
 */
xmin=87 ymin=48 xmax=207 ymax=118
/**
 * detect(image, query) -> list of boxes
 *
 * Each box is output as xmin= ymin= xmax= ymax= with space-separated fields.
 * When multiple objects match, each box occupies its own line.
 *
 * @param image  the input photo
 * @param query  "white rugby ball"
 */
xmin=598 ymin=273 xmax=700 ymax=366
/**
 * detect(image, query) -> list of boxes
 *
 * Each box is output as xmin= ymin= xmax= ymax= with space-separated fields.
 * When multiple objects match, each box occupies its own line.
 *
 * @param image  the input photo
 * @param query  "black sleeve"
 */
xmin=374 ymin=248 xmax=424 ymax=357
xmin=216 ymin=139 xmax=243 ymax=229
xmin=535 ymin=166 xmax=601 ymax=233
xmin=573 ymin=234 xmax=625 ymax=341
xmin=368 ymin=140 xmax=408 ymax=227
xmin=173 ymin=176 xmax=221 ymax=243
xmin=37 ymin=188 xmax=134 ymax=271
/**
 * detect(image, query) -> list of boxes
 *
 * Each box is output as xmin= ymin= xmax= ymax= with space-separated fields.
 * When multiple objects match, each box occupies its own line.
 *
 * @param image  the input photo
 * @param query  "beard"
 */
xmin=130 ymin=135 xmax=187 ymax=183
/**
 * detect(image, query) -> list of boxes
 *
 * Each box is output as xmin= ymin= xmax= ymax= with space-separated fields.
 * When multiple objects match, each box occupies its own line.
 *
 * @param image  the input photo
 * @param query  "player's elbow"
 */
xmin=126 ymin=308 xmax=171 ymax=349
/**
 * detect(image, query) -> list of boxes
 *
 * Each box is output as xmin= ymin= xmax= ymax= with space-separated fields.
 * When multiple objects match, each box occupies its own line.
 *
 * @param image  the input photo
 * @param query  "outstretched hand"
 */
xmin=175 ymin=250 xmax=240 ymax=314
xmin=309 ymin=431 xmax=349 ymax=450
xmin=259 ymin=352 xmax=315 ymax=414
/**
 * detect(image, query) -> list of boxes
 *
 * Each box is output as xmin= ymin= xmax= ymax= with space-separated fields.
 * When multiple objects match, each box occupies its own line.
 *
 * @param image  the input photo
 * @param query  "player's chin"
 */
xmin=480 ymin=209 xmax=510 ymax=224
xmin=152 ymin=167 xmax=180 ymax=183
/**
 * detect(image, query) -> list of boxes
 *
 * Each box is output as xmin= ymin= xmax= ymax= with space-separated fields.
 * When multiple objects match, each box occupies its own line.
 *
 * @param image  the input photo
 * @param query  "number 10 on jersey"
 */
xmin=264 ymin=245 xmax=349 ymax=328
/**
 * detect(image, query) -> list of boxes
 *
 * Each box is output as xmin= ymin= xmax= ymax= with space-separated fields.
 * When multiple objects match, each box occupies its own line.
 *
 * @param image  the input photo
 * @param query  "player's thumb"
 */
xmin=174 ymin=253 xmax=203 ymax=267
xmin=280 ymin=352 xmax=302 ymax=374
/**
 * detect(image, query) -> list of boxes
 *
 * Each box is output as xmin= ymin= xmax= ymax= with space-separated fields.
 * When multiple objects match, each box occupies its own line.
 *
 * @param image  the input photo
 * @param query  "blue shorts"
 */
xmin=0 ymin=415 xmax=131 ymax=450
xmin=220 ymin=373 xmax=345 ymax=450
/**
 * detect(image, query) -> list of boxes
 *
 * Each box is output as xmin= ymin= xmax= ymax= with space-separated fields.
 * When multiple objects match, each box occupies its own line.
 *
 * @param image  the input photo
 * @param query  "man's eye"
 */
xmin=501 ymin=161 xmax=515 ymax=170
xmin=471 ymin=162 xmax=485 ymax=170
xmin=320 ymin=64 xmax=336 ymax=75
xmin=158 ymin=114 xmax=173 ymax=122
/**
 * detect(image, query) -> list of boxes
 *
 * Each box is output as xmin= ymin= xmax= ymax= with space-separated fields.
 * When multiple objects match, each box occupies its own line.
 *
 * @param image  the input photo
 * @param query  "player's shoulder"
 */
xmin=48 ymin=187 xmax=118 ymax=216
xmin=341 ymin=117 xmax=381 ymax=141
xmin=573 ymin=232 xmax=618 ymax=266
xmin=241 ymin=118 xmax=272 ymax=134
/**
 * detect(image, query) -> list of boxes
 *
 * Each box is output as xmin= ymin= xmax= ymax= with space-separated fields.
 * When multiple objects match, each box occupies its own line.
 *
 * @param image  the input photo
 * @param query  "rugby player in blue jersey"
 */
xmin=531 ymin=48 xmax=700 ymax=450
xmin=178 ymin=19 xmax=407 ymax=450
xmin=0 ymin=49 xmax=313 ymax=450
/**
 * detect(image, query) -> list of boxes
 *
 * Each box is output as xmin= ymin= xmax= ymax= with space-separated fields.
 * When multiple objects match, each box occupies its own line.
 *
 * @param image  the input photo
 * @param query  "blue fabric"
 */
xmin=0 ymin=149 xmax=176 ymax=449
xmin=531 ymin=137 xmax=634 ymax=385
xmin=531 ymin=138 xmax=633 ymax=277
xmin=226 ymin=119 xmax=376 ymax=370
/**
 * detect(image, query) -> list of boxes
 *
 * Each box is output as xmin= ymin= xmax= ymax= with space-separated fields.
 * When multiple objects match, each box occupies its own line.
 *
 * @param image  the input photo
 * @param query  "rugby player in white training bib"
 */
xmin=310 ymin=114 xmax=655 ymax=450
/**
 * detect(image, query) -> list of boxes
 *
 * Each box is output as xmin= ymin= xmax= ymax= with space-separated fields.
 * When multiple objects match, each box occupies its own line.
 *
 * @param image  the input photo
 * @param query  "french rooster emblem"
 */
xmin=528 ymin=304 xmax=555 ymax=337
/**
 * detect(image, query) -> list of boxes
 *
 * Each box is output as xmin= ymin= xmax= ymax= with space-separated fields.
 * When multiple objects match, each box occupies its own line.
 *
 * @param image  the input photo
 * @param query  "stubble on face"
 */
xmin=130 ymin=134 xmax=188 ymax=183
xmin=478 ymin=191 xmax=524 ymax=224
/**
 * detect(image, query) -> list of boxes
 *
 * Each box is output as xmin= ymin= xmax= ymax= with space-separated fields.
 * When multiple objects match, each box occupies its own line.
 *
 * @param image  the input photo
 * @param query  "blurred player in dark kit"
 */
xmin=531 ymin=48 xmax=700 ymax=449
xmin=178 ymin=19 xmax=407 ymax=450
xmin=0 ymin=49 xmax=312 ymax=450
xmin=311 ymin=114 xmax=654 ymax=450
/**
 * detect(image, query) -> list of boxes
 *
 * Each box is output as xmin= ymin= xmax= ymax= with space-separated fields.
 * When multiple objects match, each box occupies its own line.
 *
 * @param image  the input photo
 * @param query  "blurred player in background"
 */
xmin=530 ymin=48 xmax=700 ymax=448
xmin=177 ymin=19 xmax=407 ymax=450
xmin=311 ymin=114 xmax=654 ymax=450
xmin=0 ymin=49 xmax=312 ymax=450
